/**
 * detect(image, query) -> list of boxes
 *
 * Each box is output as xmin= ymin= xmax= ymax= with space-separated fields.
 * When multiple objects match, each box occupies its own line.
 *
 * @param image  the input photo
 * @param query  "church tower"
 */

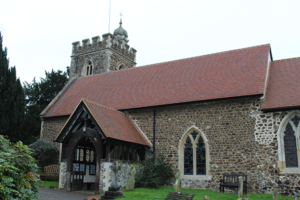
xmin=69 ymin=20 xmax=137 ymax=79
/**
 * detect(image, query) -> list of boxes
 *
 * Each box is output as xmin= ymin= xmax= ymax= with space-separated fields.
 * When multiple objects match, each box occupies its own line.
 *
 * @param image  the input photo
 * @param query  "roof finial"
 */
xmin=120 ymin=11 xmax=123 ymax=25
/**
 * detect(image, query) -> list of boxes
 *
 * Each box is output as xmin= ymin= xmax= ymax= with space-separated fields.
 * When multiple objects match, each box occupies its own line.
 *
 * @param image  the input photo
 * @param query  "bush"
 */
xmin=28 ymin=139 xmax=59 ymax=169
xmin=0 ymin=135 xmax=39 ymax=199
xmin=135 ymin=153 xmax=174 ymax=188
xmin=45 ymin=176 xmax=58 ymax=182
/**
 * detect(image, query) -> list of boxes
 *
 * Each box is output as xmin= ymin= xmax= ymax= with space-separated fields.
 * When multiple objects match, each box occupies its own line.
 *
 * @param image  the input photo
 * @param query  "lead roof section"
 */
xmin=43 ymin=44 xmax=270 ymax=118
xmin=261 ymin=57 xmax=300 ymax=110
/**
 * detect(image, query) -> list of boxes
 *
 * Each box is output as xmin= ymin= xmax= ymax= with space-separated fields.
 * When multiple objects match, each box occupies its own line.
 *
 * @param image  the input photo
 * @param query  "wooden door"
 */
xmin=72 ymin=171 xmax=84 ymax=191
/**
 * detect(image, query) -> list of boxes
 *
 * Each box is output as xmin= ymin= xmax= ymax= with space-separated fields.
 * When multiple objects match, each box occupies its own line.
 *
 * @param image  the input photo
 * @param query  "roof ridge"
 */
xmin=76 ymin=43 xmax=271 ymax=80
xmin=272 ymin=56 xmax=300 ymax=62
xmin=82 ymin=98 xmax=125 ymax=115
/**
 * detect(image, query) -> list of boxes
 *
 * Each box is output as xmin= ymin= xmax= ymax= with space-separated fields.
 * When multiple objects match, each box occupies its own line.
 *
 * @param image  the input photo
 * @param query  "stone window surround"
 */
xmin=82 ymin=59 xmax=94 ymax=76
xmin=178 ymin=125 xmax=212 ymax=180
xmin=277 ymin=110 xmax=300 ymax=174
xmin=117 ymin=64 xmax=125 ymax=70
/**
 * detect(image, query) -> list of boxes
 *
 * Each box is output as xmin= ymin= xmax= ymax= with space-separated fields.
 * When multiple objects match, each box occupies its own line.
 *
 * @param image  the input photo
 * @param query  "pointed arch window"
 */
xmin=278 ymin=112 xmax=300 ymax=172
xmin=284 ymin=116 xmax=299 ymax=167
xmin=118 ymin=64 xmax=125 ymax=70
xmin=183 ymin=131 xmax=206 ymax=175
xmin=86 ymin=61 xmax=93 ymax=76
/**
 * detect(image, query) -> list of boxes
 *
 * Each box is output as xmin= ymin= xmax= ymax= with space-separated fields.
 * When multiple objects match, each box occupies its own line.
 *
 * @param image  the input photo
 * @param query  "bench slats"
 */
xmin=220 ymin=174 xmax=247 ymax=195
xmin=39 ymin=165 xmax=60 ymax=180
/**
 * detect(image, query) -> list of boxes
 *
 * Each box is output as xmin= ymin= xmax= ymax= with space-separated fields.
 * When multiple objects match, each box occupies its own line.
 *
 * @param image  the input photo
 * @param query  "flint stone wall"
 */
xmin=99 ymin=162 xmax=143 ymax=194
xmin=41 ymin=116 xmax=69 ymax=149
xmin=59 ymin=162 xmax=67 ymax=189
xmin=127 ymin=96 xmax=300 ymax=196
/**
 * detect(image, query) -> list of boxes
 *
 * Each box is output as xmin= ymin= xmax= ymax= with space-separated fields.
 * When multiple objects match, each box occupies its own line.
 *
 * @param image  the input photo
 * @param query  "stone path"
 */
xmin=39 ymin=187 xmax=96 ymax=200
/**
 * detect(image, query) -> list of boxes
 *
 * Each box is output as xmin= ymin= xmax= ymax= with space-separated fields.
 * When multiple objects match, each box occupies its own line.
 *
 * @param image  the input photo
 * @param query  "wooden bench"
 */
xmin=39 ymin=165 xmax=60 ymax=180
xmin=220 ymin=174 xmax=247 ymax=194
xmin=153 ymin=191 xmax=195 ymax=200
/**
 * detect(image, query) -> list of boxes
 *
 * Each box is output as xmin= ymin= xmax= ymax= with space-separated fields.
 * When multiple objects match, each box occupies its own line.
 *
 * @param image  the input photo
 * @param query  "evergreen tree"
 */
xmin=23 ymin=69 xmax=69 ymax=144
xmin=0 ymin=32 xmax=25 ymax=143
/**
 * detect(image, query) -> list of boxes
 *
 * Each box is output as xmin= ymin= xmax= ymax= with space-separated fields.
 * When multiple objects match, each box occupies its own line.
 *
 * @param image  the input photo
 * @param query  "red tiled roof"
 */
xmin=84 ymin=99 xmax=151 ymax=146
xmin=261 ymin=57 xmax=300 ymax=110
xmin=43 ymin=44 xmax=270 ymax=117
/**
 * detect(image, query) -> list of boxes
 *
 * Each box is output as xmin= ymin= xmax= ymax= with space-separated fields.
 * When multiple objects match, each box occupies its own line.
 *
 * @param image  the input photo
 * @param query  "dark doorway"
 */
xmin=71 ymin=137 xmax=97 ymax=191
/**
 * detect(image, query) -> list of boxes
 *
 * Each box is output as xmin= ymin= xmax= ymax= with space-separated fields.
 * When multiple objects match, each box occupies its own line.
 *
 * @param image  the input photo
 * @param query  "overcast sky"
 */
xmin=1 ymin=0 xmax=300 ymax=83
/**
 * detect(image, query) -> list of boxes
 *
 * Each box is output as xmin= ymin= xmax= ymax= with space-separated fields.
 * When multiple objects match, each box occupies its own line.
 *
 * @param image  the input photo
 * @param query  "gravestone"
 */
xmin=203 ymin=195 xmax=209 ymax=200
xmin=273 ymin=186 xmax=278 ymax=200
xmin=174 ymin=170 xmax=181 ymax=193
xmin=125 ymin=166 xmax=136 ymax=191
xmin=238 ymin=176 xmax=244 ymax=198
xmin=101 ymin=161 xmax=123 ymax=199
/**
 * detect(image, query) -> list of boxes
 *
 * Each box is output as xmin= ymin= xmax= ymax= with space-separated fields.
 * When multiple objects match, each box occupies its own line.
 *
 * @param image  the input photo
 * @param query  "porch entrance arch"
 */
xmin=65 ymin=129 xmax=102 ymax=192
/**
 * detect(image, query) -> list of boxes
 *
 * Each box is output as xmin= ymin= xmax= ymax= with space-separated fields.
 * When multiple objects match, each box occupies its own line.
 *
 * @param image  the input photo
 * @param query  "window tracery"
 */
xmin=284 ymin=118 xmax=299 ymax=167
xmin=278 ymin=111 xmax=300 ymax=171
xmin=183 ymin=130 xmax=206 ymax=176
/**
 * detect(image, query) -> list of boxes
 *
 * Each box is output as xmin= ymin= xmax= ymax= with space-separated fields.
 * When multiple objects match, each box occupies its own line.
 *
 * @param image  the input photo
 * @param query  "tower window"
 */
xmin=119 ymin=65 xmax=125 ymax=70
xmin=86 ymin=61 xmax=93 ymax=76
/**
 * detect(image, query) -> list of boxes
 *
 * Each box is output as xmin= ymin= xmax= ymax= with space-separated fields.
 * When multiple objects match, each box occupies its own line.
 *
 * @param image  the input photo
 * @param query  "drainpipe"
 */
xmin=153 ymin=107 xmax=156 ymax=156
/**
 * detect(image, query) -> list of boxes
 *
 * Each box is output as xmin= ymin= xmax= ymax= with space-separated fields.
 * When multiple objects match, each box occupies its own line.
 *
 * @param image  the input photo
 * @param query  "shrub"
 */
xmin=0 ymin=135 xmax=39 ymax=200
xmin=28 ymin=139 xmax=59 ymax=169
xmin=45 ymin=176 xmax=59 ymax=182
xmin=135 ymin=153 xmax=174 ymax=188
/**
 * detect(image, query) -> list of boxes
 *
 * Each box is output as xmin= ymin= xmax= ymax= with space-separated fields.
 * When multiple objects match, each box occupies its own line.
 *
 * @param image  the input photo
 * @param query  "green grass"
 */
xmin=122 ymin=187 xmax=299 ymax=200
xmin=38 ymin=180 xmax=59 ymax=189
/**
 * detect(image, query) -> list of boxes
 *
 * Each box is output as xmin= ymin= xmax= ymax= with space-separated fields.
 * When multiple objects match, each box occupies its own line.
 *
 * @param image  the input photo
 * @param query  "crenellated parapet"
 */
xmin=72 ymin=33 xmax=136 ymax=62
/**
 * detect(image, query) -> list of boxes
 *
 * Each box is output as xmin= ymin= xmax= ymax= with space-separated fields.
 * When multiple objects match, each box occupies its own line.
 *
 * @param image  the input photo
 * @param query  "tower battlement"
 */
xmin=72 ymin=33 xmax=137 ymax=62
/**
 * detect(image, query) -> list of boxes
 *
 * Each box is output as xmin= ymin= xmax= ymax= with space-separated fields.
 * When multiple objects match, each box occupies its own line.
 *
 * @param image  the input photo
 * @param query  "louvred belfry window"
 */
xmin=184 ymin=131 xmax=206 ymax=175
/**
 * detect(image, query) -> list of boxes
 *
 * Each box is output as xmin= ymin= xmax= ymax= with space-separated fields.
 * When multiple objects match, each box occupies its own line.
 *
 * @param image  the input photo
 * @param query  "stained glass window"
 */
xmin=86 ymin=150 xmax=90 ymax=162
xmin=184 ymin=137 xmax=193 ymax=175
xmin=90 ymin=150 xmax=94 ymax=162
xmin=196 ymin=137 xmax=206 ymax=175
xmin=80 ymin=149 xmax=84 ymax=161
xmin=284 ymin=123 xmax=298 ymax=167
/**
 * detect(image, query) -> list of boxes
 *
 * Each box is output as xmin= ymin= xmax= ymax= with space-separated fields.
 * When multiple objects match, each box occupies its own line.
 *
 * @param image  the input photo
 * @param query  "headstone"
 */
xmin=238 ymin=176 xmax=244 ymax=198
xmin=125 ymin=166 xmax=136 ymax=191
xmin=273 ymin=186 xmax=278 ymax=200
xmin=174 ymin=170 xmax=181 ymax=193
xmin=203 ymin=195 xmax=209 ymax=200
xmin=101 ymin=161 xmax=123 ymax=199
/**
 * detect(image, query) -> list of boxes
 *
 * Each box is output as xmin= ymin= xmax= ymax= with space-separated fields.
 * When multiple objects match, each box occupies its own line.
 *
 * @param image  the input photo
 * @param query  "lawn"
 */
xmin=123 ymin=187 xmax=299 ymax=200
xmin=38 ymin=180 xmax=59 ymax=189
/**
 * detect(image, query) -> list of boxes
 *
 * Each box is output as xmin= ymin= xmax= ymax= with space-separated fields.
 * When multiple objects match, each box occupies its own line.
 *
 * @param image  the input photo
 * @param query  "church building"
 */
xmin=40 ymin=20 xmax=300 ymax=196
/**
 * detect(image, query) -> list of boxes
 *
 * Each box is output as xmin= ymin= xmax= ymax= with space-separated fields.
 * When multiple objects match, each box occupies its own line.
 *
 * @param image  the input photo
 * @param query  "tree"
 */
xmin=0 ymin=135 xmax=39 ymax=199
xmin=0 ymin=32 xmax=25 ymax=143
xmin=28 ymin=139 xmax=59 ymax=169
xmin=23 ymin=69 xmax=69 ymax=144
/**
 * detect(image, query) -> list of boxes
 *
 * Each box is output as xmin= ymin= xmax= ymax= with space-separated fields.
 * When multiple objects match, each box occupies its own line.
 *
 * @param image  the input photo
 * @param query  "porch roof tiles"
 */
xmin=83 ymin=99 xmax=151 ymax=146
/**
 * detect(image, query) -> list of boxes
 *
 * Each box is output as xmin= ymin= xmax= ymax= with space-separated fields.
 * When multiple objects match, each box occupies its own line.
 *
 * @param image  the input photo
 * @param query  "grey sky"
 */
xmin=1 ymin=0 xmax=300 ymax=83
